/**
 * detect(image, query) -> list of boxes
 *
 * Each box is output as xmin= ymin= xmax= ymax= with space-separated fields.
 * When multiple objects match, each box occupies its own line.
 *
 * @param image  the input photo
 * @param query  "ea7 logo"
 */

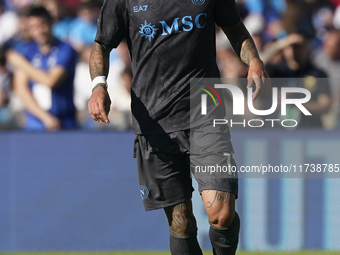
xmin=201 ymin=84 xmax=312 ymax=116
xmin=133 ymin=5 xmax=148 ymax=12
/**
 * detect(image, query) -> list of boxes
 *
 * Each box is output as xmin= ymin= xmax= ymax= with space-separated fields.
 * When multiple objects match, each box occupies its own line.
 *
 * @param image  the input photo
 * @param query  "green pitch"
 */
xmin=1 ymin=252 xmax=340 ymax=255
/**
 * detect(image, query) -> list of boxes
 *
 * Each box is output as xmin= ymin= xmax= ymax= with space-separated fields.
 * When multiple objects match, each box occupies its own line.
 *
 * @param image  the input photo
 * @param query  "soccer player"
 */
xmin=88 ymin=0 xmax=270 ymax=254
xmin=7 ymin=7 xmax=77 ymax=131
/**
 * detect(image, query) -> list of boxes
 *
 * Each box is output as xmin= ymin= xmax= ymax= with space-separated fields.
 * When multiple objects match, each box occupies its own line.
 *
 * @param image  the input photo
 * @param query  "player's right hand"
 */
xmin=41 ymin=113 xmax=61 ymax=131
xmin=88 ymin=86 xmax=111 ymax=123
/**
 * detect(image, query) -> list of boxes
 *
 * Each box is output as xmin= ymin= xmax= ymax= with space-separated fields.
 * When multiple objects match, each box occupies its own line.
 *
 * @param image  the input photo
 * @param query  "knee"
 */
xmin=203 ymin=191 xmax=236 ymax=228
xmin=165 ymin=201 xmax=197 ymax=237
xmin=208 ymin=207 xmax=235 ymax=229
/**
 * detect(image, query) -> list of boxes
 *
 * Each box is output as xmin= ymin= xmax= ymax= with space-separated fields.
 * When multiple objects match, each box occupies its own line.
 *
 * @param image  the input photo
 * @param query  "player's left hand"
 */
xmin=247 ymin=58 xmax=271 ymax=101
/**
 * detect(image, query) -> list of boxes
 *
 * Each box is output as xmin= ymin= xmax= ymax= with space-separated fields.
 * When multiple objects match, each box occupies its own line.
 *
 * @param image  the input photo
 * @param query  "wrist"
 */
xmin=92 ymin=83 xmax=107 ymax=92
xmin=249 ymin=58 xmax=264 ymax=69
xmin=249 ymin=57 xmax=263 ymax=65
xmin=39 ymin=111 xmax=52 ymax=122
xmin=92 ymin=76 xmax=108 ymax=91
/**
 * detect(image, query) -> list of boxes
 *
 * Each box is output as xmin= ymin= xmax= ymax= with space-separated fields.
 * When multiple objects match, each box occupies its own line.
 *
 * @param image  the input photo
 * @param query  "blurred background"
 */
xmin=1 ymin=0 xmax=340 ymax=254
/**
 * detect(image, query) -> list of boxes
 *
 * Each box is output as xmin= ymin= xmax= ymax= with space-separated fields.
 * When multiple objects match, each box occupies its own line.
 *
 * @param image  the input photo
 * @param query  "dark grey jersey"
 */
xmin=95 ymin=0 xmax=240 ymax=134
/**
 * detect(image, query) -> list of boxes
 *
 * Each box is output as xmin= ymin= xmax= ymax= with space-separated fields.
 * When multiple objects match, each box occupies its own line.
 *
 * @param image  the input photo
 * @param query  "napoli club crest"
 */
xmin=192 ymin=0 xmax=205 ymax=5
xmin=140 ymin=185 xmax=149 ymax=200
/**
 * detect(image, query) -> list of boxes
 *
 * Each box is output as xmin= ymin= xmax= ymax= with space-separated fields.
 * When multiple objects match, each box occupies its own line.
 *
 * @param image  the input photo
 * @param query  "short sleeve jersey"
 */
xmin=96 ymin=0 xmax=240 ymax=134
xmin=18 ymin=40 xmax=77 ymax=130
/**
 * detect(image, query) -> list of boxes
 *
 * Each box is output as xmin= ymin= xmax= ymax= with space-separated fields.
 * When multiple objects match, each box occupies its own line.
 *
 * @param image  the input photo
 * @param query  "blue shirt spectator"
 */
xmin=68 ymin=16 xmax=97 ymax=46
xmin=18 ymin=40 xmax=77 ymax=130
xmin=7 ymin=6 xmax=77 ymax=131
xmin=67 ymin=1 xmax=101 ymax=51
xmin=52 ymin=17 xmax=72 ymax=42
xmin=244 ymin=0 xmax=286 ymax=22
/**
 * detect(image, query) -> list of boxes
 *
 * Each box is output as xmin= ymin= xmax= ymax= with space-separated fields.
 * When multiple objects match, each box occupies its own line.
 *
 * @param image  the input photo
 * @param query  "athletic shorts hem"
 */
xmin=144 ymin=194 xmax=192 ymax=212
xmin=198 ymin=184 xmax=238 ymax=199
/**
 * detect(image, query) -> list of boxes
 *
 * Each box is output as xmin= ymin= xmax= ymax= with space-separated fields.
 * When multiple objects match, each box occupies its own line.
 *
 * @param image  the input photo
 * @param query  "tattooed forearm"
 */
xmin=240 ymin=39 xmax=259 ymax=65
xmin=206 ymin=191 xmax=231 ymax=209
xmin=222 ymin=20 xmax=260 ymax=66
xmin=89 ymin=42 xmax=111 ymax=80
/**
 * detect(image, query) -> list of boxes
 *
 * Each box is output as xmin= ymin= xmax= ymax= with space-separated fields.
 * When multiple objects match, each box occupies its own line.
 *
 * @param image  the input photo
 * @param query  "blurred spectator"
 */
xmin=0 ymin=46 xmax=13 ymax=128
xmin=108 ymin=65 xmax=132 ymax=130
xmin=266 ymin=33 xmax=331 ymax=129
xmin=58 ymin=0 xmax=81 ymax=11
xmin=333 ymin=5 xmax=340 ymax=29
xmin=242 ymin=13 xmax=267 ymax=54
xmin=234 ymin=0 xmax=249 ymax=20
xmin=5 ymin=0 xmax=33 ymax=11
xmin=244 ymin=0 xmax=285 ymax=22
xmin=38 ymin=0 xmax=73 ymax=42
xmin=6 ymin=6 xmax=77 ymax=131
xmin=0 ymin=0 xmax=18 ymax=46
xmin=1 ymin=0 xmax=340 ymax=131
xmin=282 ymin=1 xmax=315 ymax=40
xmin=312 ymin=29 xmax=340 ymax=129
xmin=216 ymin=30 xmax=248 ymax=79
xmin=261 ymin=33 xmax=304 ymax=65
xmin=243 ymin=0 xmax=286 ymax=41
xmin=73 ymin=45 xmax=92 ymax=127
xmin=329 ymin=0 xmax=340 ymax=7
xmin=68 ymin=0 xmax=101 ymax=52
xmin=105 ymin=42 xmax=132 ymax=130
xmin=0 ymin=48 xmax=11 ymax=106
xmin=313 ymin=29 xmax=340 ymax=86
xmin=313 ymin=5 xmax=334 ymax=41
xmin=4 ymin=8 xmax=32 ymax=53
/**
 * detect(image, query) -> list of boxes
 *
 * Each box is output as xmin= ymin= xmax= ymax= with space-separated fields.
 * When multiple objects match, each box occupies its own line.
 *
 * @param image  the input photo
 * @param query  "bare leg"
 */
xmin=202 ymin=191 xmax=240 ymax=255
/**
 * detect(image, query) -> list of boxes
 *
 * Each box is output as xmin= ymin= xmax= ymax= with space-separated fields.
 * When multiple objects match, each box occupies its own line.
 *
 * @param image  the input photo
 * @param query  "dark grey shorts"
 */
xmin=133 ymin=123 xmax=238 ymax=211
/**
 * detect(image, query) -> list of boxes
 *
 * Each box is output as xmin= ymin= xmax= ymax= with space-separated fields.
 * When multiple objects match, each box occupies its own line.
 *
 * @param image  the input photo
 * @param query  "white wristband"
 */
xmin=92 ymin=76 xmax=108 ymax=90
